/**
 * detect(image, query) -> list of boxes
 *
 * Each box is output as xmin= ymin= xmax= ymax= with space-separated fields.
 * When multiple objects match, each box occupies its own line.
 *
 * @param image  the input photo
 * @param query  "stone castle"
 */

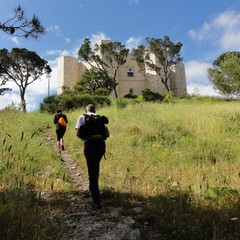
xmin=57 ymin=40 xmax=187 ymax=97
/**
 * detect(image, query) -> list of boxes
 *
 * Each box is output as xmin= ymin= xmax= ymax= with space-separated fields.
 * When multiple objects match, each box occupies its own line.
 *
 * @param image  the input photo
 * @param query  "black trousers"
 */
xmin=56 ymin=127 xmax=66 ymax=141
xmin=84 ymin=140 xmax=105 ymax=204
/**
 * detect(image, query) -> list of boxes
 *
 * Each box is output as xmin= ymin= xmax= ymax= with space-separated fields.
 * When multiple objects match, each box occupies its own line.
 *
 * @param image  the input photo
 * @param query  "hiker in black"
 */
xmin=53 ymin=109 xmax=68 ymax=153
xmin=75 ymin=104 xmax=110 ymax=209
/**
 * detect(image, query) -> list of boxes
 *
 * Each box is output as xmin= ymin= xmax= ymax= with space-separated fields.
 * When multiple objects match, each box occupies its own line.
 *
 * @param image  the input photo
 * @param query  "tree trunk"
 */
xmin=20 ymin=88 xmax=27 ymax=112
xmin=163 ymin=80 xmax=170 ymax=93
xmin=113 ymin=86 xmax=118 ymax=98
xmin=112 ymin=79 xmax=118 ymax=98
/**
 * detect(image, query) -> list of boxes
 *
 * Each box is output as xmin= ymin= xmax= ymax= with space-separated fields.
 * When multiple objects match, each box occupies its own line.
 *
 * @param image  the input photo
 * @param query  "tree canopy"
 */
xmin=0 ymin=5 xmax=45 ymax=39
xmin=132 ymin=36 xmax=183 ymax=93
xmin=0 ymin=48 xmax=51 ymax=111
xmin=207 ymin=51 xmax=240 ymax=96
xmin=78 ymin=38 xmax=129 ymax=98
xmin=75 ymin=68 xmax=112 ymax=96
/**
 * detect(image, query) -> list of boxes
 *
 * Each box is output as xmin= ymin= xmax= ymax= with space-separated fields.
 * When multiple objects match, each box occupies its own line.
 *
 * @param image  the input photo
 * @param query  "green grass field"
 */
xmin=1 ymin=98 xmax=240 ymax=239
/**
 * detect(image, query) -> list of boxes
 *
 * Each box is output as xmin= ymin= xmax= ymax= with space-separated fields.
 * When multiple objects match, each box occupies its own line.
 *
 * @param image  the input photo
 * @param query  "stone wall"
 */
xmin=57 ymin=49 xmax=187 ymax=97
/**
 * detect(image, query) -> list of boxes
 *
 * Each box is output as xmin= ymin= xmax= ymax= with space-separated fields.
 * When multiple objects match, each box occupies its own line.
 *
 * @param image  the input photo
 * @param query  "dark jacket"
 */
xmin=53 ymin=113 xmax=68 ymax=130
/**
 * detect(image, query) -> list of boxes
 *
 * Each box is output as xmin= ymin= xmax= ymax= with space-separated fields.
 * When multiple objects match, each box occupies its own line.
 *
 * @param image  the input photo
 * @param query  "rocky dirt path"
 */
xmin=45 ymin=130 xmax=166 ymax=240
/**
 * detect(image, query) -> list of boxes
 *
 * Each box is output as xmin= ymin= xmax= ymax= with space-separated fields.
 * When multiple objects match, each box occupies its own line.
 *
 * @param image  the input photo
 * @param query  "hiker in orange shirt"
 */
xmin=53 ymin=109 xmax=68 ymax=153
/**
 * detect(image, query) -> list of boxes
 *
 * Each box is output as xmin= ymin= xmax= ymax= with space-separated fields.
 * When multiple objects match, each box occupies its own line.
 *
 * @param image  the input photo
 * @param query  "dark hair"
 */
xmin=86 ymin=104 xmax=96 ymax=113
xmin=56 ymin=109 xmax=62 ymax=113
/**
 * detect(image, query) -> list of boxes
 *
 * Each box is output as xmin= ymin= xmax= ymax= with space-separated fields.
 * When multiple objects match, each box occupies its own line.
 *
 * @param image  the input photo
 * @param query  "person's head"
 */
xmin=85 ymin=104 xmax=96 ymax=113
xmin=56 ymin=109 xmax=62 ymax=114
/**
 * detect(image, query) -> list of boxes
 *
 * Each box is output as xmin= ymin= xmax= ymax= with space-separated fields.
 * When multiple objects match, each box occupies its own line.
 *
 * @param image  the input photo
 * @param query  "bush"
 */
xmin=116 ymin=98 xmax=130 ymax=109
xmin=142 ymin=88 xmax=164 ymax=102
xmin=59 ymin=94 xmax=95 ymax=110
xmin=93 ymin=95 xmax=111 ymax=106
xmin=40 ymin=95 xmax=59 ymax=113
xmin=40 ymin=91 xmax=112 ymax=113
xmin=124 ymin=93 xmax=138 ymax=99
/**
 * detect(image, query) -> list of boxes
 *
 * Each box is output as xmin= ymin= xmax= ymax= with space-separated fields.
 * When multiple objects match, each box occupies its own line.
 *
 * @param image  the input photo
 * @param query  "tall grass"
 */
xmin=1 ymin=99 xmax=240 ymax=239
xmin=67 ymin=100 xmax=240 ymax=239
xmin=0 ymin=108 xmax=73 ymax=239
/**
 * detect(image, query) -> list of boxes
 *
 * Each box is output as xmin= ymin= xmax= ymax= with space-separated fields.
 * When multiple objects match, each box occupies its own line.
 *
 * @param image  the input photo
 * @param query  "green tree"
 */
xmin=0 ymin=48 xmax=51 ymax=112
xmin=207 ymin=51 xmax=240 ymax=96
xmin=0 ymin=78 xmax=11 ymax=96
xmin=78 ymin=38 xmax=129 ymax=98
xmin=132 ymin=36 xmax=183 ymax=93
xmin=75 ymin=68 xmax=112 ymax=96
xmin=0 ymin=5 xmax=45 ymax=39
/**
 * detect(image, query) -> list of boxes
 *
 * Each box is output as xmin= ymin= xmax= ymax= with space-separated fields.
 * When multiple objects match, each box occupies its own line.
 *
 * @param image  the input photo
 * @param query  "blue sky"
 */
xmin=1 ymin=0 xmax=240 ymax=111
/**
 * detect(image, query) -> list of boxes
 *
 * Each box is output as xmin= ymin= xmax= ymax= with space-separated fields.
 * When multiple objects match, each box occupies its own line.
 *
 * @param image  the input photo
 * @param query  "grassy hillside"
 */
xmin=1 ymin=99 xmax=240 ymax=239
xmin=0 ymin=108 xmax=73 ymax=239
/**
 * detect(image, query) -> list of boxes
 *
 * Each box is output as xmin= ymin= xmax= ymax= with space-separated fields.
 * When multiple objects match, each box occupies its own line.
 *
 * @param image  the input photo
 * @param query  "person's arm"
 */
xmin=75 ymin=115 xmax=85 ymax=139
xmin=75 ymin=115 xmax=85 ymax=129
xmin=104 ymin=126 xmax=110 ymax=138
xmin=53 ymin=114 xmax=58 ymax=124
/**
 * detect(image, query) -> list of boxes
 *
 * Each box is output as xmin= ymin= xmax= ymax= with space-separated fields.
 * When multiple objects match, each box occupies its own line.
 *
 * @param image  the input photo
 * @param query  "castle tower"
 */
xmin=169 ymin=62 xmax=187 ymax=96
xmin=57 ymin=56 xmax=86 ymax=94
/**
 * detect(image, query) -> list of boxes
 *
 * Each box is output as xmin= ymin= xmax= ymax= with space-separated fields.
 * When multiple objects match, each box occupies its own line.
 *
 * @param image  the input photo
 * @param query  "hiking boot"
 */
xmin=92 ymin=202 xmax=102 ymax=209
xmin=61 ymin=145 xmax=65 ymax=151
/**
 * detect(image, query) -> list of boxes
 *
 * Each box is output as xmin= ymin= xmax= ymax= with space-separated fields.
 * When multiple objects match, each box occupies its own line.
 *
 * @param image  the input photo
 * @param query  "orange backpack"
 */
xmin=58 ymin=116 xmax=67 ymax=127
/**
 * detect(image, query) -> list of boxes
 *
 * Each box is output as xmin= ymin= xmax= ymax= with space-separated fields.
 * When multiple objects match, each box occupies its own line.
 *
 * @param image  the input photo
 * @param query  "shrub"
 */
xmin=142 ymin=88 xmax=164 ymax=102
xmin=40 ymin=95 xmax=59 ymax=113
xmin=93 ymin=95 xmax=111 ymax=106
xmin=124 ymin=93 xmax=138 ymax=99
xmin=116 ymin=98 xmax=130 ymax=109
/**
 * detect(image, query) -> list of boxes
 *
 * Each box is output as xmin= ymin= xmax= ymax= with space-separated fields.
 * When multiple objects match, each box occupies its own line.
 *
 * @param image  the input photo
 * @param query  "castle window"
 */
xmin=127 ymin=68 xmax=134 ymax=77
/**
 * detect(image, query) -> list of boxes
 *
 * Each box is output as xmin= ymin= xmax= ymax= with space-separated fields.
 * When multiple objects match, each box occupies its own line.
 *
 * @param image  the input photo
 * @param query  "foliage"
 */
xmin=124 ymin=92 xmax=138 ymax=99
xmin=0 ymin=48 xmax=51 ymax=112
xmin=40 ymin=93 xmax=93 ymax=113
xmin=142 ymin=88 xmax=164 ymax=101
xmin=0 ymin=76 xmax=11 ymax=95
xmin=163 ymin=90 xmax=174 ymax=102
xmin=40 ymin=95 xmax=60 ymax=113
xmin=132 ymin=36 xmax=183 ymax=93
xmin=115 ymin=98 xmax=132 ymax=109
xmin=0 ymin=5 xmax=45 ymax=39
xmin=40 ymin=91 xmax=110 ymax=113
xmin=75 ymin=67 xmax=112 ymax=96
xmin=78 ymin=38 xmax=129 ymax=98
xmin=208 ymin=51 xmax=240 ymax=96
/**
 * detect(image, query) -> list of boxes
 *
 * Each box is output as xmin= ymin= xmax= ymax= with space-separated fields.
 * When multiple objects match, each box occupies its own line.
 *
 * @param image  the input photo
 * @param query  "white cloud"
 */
xmin=188 ymin=10 xmax=240 ymax=51
xmin=129 ymin=0 xmax=139 ymax=5
xmin=187 ymin=83 xmax=219 ymax=96
xmin=47 ymin=25 xmax=61 ymax=34
xmin=185 ymin=60 xmax=211 ymax=85
xmin=64 ymin=37 xmax=71 ymax=44
xmin=60 ymin=49 xmax=71 ymax=56
xmin=46 ymin=50 xmax=61 ymax=55
xmin=11 ymin=37 xmax=21 ymax=45
xmin=89 ymin=32 xmax=111 ymax=45
xmin=184 ymin=60 xmax=220 ymax=96
xmin=0 ymin=92 xmax=21 ymax=110
xmin=125 ymin=36 xmax=142 ymax=50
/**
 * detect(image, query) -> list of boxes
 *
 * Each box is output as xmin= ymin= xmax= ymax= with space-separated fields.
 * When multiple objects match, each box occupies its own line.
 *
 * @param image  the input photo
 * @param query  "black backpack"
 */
xmin=77 ymin=114 xmax=109 ymax=140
